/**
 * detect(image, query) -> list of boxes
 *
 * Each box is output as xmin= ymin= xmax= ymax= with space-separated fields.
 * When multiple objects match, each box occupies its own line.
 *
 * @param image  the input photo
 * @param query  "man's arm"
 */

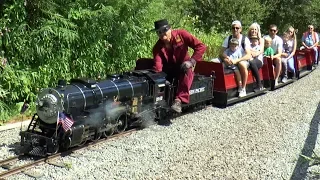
xmin=220 ymin=47 xmax=228 ymax=59
xmin=312 ymin=33 xmax=319 ymax=47
xmin=179 ymin=29 xmax=206 ymax=62
xmin=232 ymin=37 xmax=251 ymax=64
xmin=232 ymin=48 xmax=251 ymax=64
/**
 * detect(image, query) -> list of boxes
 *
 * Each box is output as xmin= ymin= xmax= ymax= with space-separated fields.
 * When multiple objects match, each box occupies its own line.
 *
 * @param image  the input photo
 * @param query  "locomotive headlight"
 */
xmin=36 ymin=88 xmax=64 ymax=124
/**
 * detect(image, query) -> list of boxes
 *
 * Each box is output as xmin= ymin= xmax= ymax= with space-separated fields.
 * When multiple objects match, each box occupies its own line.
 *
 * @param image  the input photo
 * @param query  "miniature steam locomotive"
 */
xmin=20 ymin=69 xmax=214 ymax=156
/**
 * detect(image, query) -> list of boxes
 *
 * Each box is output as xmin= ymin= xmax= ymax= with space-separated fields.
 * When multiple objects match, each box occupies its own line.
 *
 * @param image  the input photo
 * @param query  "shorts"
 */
xmin=222 ymin=60 xmax=249 ymax=71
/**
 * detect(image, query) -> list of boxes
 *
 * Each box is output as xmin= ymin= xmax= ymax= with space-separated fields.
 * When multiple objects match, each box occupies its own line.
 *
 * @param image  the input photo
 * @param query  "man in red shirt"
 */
xmin=152 ymin=19 xmax=206 ymax=113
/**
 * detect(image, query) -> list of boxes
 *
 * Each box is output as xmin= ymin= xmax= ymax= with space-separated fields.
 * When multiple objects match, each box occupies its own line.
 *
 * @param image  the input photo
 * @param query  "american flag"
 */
xmin=58 ymin=112 xmax=74 ymax=132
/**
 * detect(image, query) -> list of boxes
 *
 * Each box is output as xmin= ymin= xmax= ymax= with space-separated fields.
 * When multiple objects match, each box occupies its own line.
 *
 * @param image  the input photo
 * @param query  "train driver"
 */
xmin=152 ymin=19 xmax=207 ymax=113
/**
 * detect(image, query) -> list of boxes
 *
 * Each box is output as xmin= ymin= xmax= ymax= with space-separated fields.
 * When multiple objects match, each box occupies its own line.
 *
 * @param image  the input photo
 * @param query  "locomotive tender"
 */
xmin=20 ymin=69 xmax=214 ymax=156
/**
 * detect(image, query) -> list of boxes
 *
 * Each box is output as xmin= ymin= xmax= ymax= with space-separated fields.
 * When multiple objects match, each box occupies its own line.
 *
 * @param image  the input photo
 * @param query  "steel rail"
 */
xmin=0 ymin=129 xmax=137 ymax=179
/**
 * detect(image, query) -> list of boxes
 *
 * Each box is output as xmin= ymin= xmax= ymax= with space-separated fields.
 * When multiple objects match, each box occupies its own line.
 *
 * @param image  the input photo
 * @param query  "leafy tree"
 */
xmin=190 ymin=0 xmax=269 ymax=33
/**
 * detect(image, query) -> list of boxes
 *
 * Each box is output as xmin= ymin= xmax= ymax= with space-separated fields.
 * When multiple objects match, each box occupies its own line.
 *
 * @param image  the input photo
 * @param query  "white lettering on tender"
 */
xmin=156 ymin=96 xmax=163 ymax=101
xmin=189 ymin=87 xmax=205 ymax=95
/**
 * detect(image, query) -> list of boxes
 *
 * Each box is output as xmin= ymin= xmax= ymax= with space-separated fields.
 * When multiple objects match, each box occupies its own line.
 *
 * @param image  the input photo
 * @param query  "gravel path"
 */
xmin=2 ymin=68 xmax=320 ymax=179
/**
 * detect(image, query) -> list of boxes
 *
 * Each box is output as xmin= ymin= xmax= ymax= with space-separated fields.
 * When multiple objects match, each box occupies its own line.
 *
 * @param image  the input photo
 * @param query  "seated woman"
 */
xmin=301 ymin=25 xmax=319 ymax=64
xmin=281 ymin=26 xmax=297 ymax=83
xmin=247 ymin=23 xmax=264 ymax=91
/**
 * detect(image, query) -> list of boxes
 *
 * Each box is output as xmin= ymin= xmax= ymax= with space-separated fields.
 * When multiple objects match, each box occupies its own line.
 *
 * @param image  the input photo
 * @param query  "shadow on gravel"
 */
xmin=290 ymin=102 xmax=320 ymax=180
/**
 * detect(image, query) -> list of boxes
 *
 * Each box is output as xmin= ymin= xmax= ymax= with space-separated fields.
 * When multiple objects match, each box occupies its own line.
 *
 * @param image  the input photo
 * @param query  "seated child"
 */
xmin=249 ymin=36 xmax=264 ymax=91
xmin=223 ymin=38 xmax=243 ymax=92
xmin=223 ymin=38 xmax=244 ymax=69
xmin=250 ymin=36 xmax=263 ymax=61
xmin=264 ymin=37 xmax=274 ymax=58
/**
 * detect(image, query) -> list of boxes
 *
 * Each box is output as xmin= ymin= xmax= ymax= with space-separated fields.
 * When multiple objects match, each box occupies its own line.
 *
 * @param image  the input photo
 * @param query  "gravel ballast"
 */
xmin=2 ymin=69 xmax=320 ymax=179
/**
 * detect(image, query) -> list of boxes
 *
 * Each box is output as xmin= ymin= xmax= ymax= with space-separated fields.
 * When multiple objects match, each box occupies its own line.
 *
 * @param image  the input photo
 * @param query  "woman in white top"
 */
xmin=247 ymin=23 xmax=264 ymax=91
xmin=281 ymin=26 xmax=297 ymax=83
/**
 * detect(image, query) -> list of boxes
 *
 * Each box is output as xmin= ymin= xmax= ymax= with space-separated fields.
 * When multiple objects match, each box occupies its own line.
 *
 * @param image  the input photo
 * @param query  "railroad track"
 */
xmin=0 ymin=129 xmax=137 ymax=179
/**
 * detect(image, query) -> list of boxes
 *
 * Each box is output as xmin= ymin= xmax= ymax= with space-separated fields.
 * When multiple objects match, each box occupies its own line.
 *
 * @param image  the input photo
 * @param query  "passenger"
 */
xmin=152 ymin=19 xmax=206 ymax=113
xmin=249 ymin=35 xmax=264 ymax=91
xmin=264 ymin=37 xmax=274 ymax=58
xmin=247 ymin=23 xmax=264 ymax=91
xmin=301 ymin=25 xmax=319 ymax=64
xmin=223 ymin=38 xmax=243 ymax=82
xmin=263 ymin=24 xmax=283 ymax=86
xmin=219 ymin=20 xmax=251 ymax=97
xmin=281 ymin=26 xmax=297 ymax=82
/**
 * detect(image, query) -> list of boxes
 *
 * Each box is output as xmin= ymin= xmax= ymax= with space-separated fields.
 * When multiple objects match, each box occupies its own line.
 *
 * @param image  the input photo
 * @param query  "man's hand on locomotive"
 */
xmin=181 ymin=58 xmax=196 ymax=73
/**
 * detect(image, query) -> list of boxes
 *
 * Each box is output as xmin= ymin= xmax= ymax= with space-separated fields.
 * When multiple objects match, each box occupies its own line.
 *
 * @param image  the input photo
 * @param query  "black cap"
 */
xmin=153 ymin=19 xmax=171 ymax=33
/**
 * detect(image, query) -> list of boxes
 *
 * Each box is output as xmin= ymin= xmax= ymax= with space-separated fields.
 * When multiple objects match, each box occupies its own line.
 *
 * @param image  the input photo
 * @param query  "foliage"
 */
xmin=190 ymin=0 xmax=269 ymax=33
xmin=0 ymin=85 xmax=9 ymax=121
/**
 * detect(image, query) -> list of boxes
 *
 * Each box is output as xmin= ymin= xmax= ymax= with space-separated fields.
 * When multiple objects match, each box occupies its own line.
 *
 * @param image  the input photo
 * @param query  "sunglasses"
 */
xmin=269 ymin=29 xmax=277 ymax=32
xmin=232 ymin=27 xmax=240 ymax=30
xmin=156 ymin=26 xmax=170 ymax=36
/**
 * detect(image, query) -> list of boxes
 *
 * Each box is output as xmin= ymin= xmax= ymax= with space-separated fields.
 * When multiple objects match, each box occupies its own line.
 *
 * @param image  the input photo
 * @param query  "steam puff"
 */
xmin=136 ymin=101 xmax=159 ymax=128
xmin=84 ymin=100 xmax=125 ymax=128
xmin=81 ymin=99 xmax=161 ymax=129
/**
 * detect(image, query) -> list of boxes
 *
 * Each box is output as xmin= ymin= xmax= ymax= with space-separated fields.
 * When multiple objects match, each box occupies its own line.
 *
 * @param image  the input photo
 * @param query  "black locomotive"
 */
xmin=20 ymin=69 xmax=214 ymax=156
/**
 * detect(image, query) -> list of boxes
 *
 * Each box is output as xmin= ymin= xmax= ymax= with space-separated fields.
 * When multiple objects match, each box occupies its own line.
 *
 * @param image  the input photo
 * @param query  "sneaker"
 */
xmin=239 ymin=88 xmax=246 ymax=98
xmin=254 ymin=86 xmax=265 ymax=92
xmin=274 ymin=79 xmax=279 ymax=86
xmin=281 ymin=77 xmax=288 ymax=83
xmin=227 ymin=65 xmax=236 ymax=70
xmin=171 ymin=99 xmax=182 ymax=113
xmin=238 ymin=87 xmax=242 ymax=92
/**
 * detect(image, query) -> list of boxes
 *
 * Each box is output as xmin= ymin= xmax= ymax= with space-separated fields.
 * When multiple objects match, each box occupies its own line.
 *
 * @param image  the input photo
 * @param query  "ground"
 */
xmin=0 ymin=115 xmax=32 ymax=126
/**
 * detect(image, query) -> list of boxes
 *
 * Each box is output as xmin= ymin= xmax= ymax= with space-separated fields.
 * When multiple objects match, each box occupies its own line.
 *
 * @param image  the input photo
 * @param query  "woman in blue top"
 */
xmin=301 ymin=25 xmax=319 ymax=64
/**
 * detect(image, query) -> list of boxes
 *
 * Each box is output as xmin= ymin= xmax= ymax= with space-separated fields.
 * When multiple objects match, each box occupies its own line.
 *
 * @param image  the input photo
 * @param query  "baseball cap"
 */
xmin=229 ymin=38 xmax=239 ymax=45
xmin=231 ymin=20 xmax=242 ymax=27
xmin=250 ymin=35 xmax=259 ymax=40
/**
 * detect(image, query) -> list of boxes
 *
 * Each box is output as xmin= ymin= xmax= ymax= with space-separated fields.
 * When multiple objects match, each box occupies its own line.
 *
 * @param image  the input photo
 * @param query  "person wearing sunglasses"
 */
xmin=301 ymin=25 xmax=319 ymax=65
xmin=219 ymin=20 xmax=252 ymax=98
xmin=152 ymin=19 xmax=206 ymax=113
xmin=247 ymin=22 xmax=265 ymax=92
xmin=263 ymin=24 xmax=283 ymax=86
xmin=280 ymin=26 xmax=297 ymax=83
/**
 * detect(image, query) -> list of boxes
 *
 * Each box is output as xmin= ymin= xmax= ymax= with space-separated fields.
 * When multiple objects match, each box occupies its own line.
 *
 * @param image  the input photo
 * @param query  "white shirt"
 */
xmin=251 ymin=44 xmax=263 ymax=62
xmin=263 ymin=35 xmax=283 ymax=54
xmin=283 ymin=39 xmax=294 ymax=53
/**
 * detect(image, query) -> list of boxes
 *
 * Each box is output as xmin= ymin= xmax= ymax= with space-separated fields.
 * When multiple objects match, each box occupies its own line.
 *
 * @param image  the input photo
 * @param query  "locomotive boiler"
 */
xmin=20 ymin=69 xmax=214 ymax=156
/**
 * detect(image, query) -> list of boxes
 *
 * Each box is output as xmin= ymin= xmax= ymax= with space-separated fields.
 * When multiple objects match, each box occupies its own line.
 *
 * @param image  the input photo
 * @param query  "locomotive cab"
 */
xmin=134 ymin=58 xmax=215 ymax=113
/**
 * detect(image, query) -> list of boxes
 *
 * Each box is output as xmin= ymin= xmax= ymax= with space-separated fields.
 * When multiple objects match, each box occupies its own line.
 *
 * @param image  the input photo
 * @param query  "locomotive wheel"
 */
xmin=92 ymin=129 xmax=102 ymax=142
xmin=60 ymin=137 xmax=71 ymax=151
xmin=101 ymin=121 xmax=115 ymax=138
xmin=115 ymin=113 xmax=127 ymax=133
xmin=48 ymin=144 xmax=59 ymax=155
xmin=102 ymin=127 xmax=115 ymax=137
xmin=78 ymin=139 xmax=87 ymax=147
